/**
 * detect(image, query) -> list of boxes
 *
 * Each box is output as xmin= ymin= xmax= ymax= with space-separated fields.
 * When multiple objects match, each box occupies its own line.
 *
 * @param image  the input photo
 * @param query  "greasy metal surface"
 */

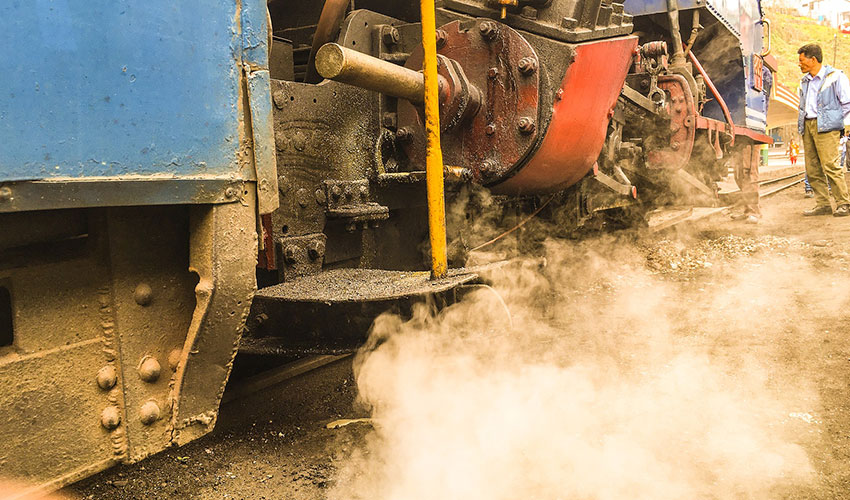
xmin=171 ymin=193 xmax=258 ymax=447
xmin=493 ymin=36 xmax=637 ymax=194
xmin=645 ymin=75 xmax=697 ymax=170
xmin=255 ymin=268 xmax=477 ymax=302
xmin=0 ymin=2 xmax=241 ymax=181
xmin=277 ymin=233 xmax=328 ymax=280
xmin=398 ymin=19 xmax=540 ymax=185
xmin=247 ymin=70 xmax=282 ymax=216
xmin=443 ymin=0 xmax=633 ymax=42
xmin=0 ymin=179 xmax=244 ymax=214
xmin=0 ymin=206 xmax=200 ymax=493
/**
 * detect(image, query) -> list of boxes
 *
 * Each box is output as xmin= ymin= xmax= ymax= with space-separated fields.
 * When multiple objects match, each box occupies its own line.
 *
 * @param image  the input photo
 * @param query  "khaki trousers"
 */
xmin=803 ymin=119 xmax=850 ymax=207
xmin=733 ymin=144 xmax=761 ymax=215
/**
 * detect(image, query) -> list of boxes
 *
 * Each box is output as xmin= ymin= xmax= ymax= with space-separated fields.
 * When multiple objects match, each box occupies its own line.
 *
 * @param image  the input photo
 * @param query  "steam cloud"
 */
xmin=330 ymin=232 xmax=825 ymax=499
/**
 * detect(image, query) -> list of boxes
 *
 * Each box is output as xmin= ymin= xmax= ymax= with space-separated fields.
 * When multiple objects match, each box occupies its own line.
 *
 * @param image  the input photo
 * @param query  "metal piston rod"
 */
xmin=315 ymin=43 xmax=445 ymax=104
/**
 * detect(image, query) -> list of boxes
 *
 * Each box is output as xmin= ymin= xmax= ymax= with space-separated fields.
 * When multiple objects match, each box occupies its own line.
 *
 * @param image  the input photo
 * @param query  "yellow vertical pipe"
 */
xmin=420 ymin=0 xmax=448 ymax=280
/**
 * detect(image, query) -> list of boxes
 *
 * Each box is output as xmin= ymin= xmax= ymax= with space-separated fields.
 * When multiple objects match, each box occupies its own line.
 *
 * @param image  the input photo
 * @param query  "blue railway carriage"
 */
xmin=0 ymin=0 xmax=771 ymax=493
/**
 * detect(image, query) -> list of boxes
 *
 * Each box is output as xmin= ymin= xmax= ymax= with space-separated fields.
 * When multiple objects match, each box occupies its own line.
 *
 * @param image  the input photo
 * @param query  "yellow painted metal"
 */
xmin=420 ymin=0 xmax=448 ymax=280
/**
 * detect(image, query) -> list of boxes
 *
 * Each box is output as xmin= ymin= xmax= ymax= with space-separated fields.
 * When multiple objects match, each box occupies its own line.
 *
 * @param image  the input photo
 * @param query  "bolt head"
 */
xmin=518 ymin=117 xmax=536 ymax=134
xmin=435 ymin=29 xmax=448 ymax=48
xmin=284 ymin=245 xmax=299 ymax=264
xmin=479 ymin=21 xmax=499 ymax=41
xmin=224 ymin=187 xmax=238 ymax=198
xmin=331 ymin=185 xmax=342 ymax=198
xmin=485 ymin=124 xmax=497 ymax=135
xmin=488 ymin=67 xmax=499 ymax=78
xmin=97 ymin=366 xmax=118 ymax=390
xmin=139 ymin=401 xmax=161 ymax=425
xmin=138 ymin=356 xmax=162 ymax=383
xmin=315 ymin=189 xmax=327 ymax=204
xmin=272 ymin=90 xmax=286 ymax=109
xmin=555 ymin=88 xmax=564 ymax=100
xmin=307 ymin=240 xmax=326 ymax=260
xmin=396 ymin=127 xmax=413 ymax=142
xmin=133 ymin=283 xmax=153 ymax=306
xmin=101 ymin=406 xmax=122 ymax=430
xmin=383 ymin=26 xmax=400 ymax=46
xmin=0 ymin=187 xmax=11 ymax=202
xmin=518 ymin=57 xmax=538 ymax=75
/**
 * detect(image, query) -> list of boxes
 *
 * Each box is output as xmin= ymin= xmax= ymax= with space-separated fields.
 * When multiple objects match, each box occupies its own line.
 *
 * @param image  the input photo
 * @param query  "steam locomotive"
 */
xmin=0 ymin=0 xmax=770 ymax=492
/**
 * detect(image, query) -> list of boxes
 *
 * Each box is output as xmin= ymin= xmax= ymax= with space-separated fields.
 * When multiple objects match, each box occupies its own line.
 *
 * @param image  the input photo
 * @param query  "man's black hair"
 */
xmin=798 ymin=43 xmax=824 ymax=63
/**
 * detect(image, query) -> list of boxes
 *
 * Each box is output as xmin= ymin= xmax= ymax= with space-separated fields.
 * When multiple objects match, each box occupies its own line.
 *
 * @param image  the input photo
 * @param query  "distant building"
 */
xmin=797 ymin=0 xmax=850 ymax=28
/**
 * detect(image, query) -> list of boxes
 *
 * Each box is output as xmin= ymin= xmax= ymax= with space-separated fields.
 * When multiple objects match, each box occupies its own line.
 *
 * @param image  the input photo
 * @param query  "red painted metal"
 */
xmin=492 ymin=36 xmax=638 ymax=194
xmin=645 ymin=74 xmax=696 ymax=170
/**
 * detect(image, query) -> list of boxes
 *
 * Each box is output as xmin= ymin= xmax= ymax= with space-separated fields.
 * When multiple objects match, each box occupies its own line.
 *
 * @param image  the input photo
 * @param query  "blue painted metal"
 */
xmin=0 ymin=0 xmax=270 ymax=185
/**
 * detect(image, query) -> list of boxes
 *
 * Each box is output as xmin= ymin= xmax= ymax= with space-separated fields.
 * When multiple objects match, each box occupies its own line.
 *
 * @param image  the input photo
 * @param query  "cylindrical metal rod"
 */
xmin=666 ymin=0 xmax=686 ymax=67
xmin=304 ymin=0 xmax=350 ymax=84
xmin=420 ymin=0 xmax=448 ymax=280
xmin=316 ymin=43 xmax=426 ymax=104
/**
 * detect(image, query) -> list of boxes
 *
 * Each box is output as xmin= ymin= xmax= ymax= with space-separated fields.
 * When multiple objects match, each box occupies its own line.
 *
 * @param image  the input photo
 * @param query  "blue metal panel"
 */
xmin=0 ymin=0 xmax=243 ymax=181
xmin=624 ymin=0 xmax=703 ymax=17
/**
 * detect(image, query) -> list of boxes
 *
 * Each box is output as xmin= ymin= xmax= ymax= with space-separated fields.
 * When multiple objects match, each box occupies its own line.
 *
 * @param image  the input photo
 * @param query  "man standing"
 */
xmin=798 ymin=43 xmax=850 ymax=216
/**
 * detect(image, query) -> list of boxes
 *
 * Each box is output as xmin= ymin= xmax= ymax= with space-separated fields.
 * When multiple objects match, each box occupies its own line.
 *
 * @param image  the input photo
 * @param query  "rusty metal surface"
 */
xmin=442 ymin=0 xmax=633 ymax=43
xmin=171 ymin=193 xmax=257 ymax=447
xmin=398 ymin=19 xmax=540 ymax=185
xmin=493 ymin=36 xmax=638 ymax=194
xmin=645 ymin=75 xmax=697 ymax=170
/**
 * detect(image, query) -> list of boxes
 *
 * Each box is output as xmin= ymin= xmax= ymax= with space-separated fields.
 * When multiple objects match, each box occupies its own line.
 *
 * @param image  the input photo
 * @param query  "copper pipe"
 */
xmin=304 ymin=0 xmax=350 ymax=84
xmin=688 ymin=50 xmax=735 ymax=134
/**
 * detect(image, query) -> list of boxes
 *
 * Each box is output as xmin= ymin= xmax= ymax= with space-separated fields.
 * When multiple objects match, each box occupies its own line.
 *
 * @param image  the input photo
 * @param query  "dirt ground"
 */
xmin=65 ymin=186 xmax=850 ymax=500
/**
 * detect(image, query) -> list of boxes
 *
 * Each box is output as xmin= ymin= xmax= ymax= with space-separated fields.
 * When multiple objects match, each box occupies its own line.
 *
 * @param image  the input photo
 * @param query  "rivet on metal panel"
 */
xmin=518 ymin=117 xmax=536 ymax=134
xmin=272 ymin=90 xmax=287 ymax=109
xmin=488 ymin=67 xmax=499 ymax=79
xmin=0 ymin=187 xmax=11 ymax=203
xmin=225 ymin=187 xmax=238 ymax=199
xmin=167 ymin=348 xmax=182 ymax=371
xmin=97 ymin=366 xmax=118 ymax=390
xmin=138 ymin=356 xmax=162 ymax=383
xmin=278 ymin=175 xmax=290 ymax=195
xmin=133 ymin=283 xmax=153 ymax=306
xmin=315 ymin=189 xmax=327 ymax=204
xmin=101 ymin=406 xmax=122 ymax=430
xmin=330 ymin=185 xmax=343 ymax=199
xmin=485 ymin=124 xmax=497 ymax=135
xmin=139 ymin=401 xmax=161 ymax=425
xmin=479 ymin=21 xmax=499 ymax=41
xmin=296 ymin=188 xmax=310 ymax=207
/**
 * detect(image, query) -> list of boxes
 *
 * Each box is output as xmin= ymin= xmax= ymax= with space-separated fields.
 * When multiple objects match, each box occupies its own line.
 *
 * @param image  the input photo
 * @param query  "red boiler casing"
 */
xmin=492 ymin=36 xmax=638 ymax=195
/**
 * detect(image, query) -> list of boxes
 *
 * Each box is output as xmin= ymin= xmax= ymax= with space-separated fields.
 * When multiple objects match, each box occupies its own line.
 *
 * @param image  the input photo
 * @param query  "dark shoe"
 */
xmin=805 ymin=191 xmax=814 ymax=198
xmin=803 ymin=205 xmax=833 ymax=216
xmin=834 ymin=204 xmax=850 ymax=217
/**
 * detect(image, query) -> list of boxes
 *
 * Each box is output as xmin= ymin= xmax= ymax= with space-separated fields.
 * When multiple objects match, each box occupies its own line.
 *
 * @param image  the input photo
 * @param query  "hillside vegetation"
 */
xmin=767 ymin=10 xmax=850 ymax=91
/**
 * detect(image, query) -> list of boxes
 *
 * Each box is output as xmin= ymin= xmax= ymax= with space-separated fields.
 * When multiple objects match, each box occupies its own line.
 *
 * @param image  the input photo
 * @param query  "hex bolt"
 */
xmin=139 ymin=401 xmax=161 ymax=426
xmin=138 ymin=356 xmax=162 ymax=383
xmin=101 ymin=406 xmax=122 ymax=430
xmin=518 ymin=117 xmax=536 ymax=134
xmin=167 ymin=348 xmax=182 ymax=372
xmin=97 ymin=365 xmax=118 ymax=390
xmin=330 ymin=184 xmax=343 ymax=199
xmin=382 ymin=26 xmax=400 ymax=47
xmin=518 ymin=57 xmax=538 ymax=75
xmin=283 ymin=245 xmax=299 ymax=264
xmin=307 ymin=240 xmax=326 ymax=260
xmin=0 ymin=187 xmax=11 ymax=203
xmin=485 ymin=123 xmax=497 ymax=135
xmin=396 ymin=127 xmax=413 ymax=143
xmin=479 ymin=21 xmax=499 ymax=41
xmin=133 ymin=283 xmax=153 ymax=307
xmin=481 ymin=159 xmax=500 ymax=174
xmin=488 ymin=67 xmax=500 ymax=79
xmin=435 ymin=29 xmax=448 ymax=49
